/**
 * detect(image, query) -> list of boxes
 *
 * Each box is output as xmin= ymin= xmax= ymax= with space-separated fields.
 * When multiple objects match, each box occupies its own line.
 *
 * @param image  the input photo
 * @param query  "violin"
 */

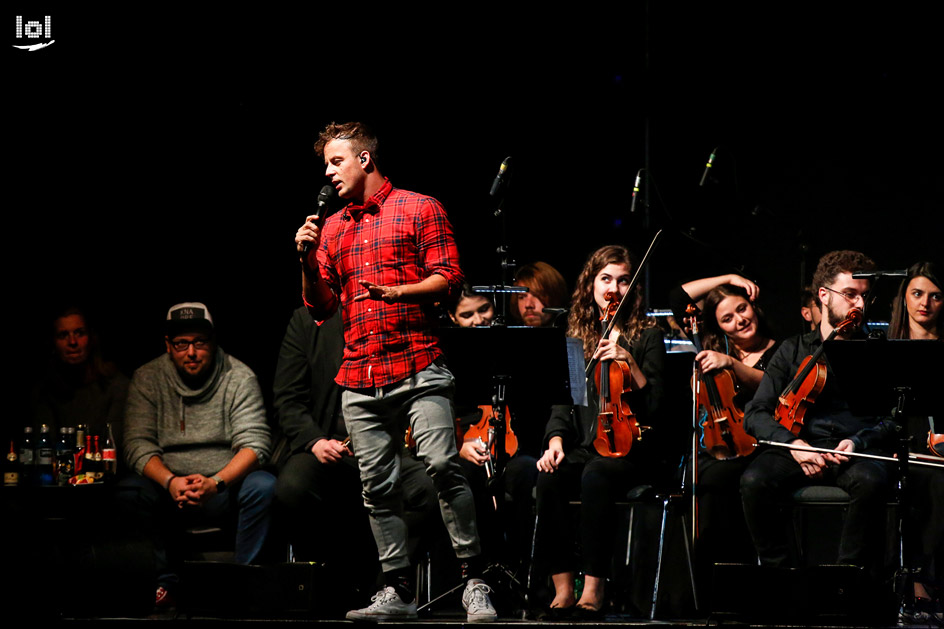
xmin=685 ymin=304 xmax=756 ymax=459
xmin=593 ymin=291 xmax=642 ymax=458
xmin=775 ymin=307 xmax=863 ymax=435
xmin=462 ymin=404 xmax=519 ymax=463
xmin=926 ymin=433 xmax=943 ymax=458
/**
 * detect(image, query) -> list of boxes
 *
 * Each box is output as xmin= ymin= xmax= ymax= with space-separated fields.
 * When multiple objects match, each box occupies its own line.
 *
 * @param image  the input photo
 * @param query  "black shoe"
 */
xmin=535 ymin=605 xmax=574 ymax=621
xmin=573 ymin=604 xmax=604 ymax=621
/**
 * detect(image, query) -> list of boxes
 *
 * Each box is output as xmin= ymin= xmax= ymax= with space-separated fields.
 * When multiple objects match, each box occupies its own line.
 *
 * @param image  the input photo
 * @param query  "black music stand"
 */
xmin=425 ymin=325 xmax=573 ymax=613
xmin=439 ymin=325 xmax=574 ymax=483
xmin=822 ymin=338 xmax=943 ymax=614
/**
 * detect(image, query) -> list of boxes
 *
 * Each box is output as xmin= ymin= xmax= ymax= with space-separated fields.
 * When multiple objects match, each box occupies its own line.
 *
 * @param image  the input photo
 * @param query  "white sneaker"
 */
xmin=462 ymin=578 xmax=497 ymax=623
xmin=345 ymin=587 xmax=417 ymax=621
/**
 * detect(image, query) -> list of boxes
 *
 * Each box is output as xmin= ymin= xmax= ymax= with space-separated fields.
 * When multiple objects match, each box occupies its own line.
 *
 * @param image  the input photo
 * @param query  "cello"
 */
xmin=685 ymin=304 xmax=756 ymax=459
xmin=775 ymin=307 xmax=863 ymax=435
xmin=592 ymin=291 xmax=642 ymax=458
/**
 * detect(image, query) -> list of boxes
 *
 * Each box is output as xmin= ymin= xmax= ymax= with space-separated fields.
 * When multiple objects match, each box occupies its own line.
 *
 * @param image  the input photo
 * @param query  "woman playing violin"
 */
xmin=669 ymin=274 xmax=780 ymax=576
xmin=671 ymin=274 xmax=778 ymax=392
xmin=533 ymin=245 xmax=665 ymax=618
xmin=888 ymin=261 xmax=943 ymax=616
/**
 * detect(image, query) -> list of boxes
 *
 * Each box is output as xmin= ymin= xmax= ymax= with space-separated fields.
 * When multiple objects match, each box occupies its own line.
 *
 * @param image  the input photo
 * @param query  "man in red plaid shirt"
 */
xmin=295 ymin=122 xmax=496 ymax=622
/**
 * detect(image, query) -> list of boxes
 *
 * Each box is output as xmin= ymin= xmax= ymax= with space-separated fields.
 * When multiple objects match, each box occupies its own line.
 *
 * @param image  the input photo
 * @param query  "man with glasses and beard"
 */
xmin=122 ymin=302 xmax=276 ymax=610
xmin=740 ymin=250 xmax=893 ymax=571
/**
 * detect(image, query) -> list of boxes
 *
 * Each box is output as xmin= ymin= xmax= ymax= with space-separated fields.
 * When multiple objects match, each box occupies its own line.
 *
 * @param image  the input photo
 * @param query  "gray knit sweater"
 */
xmin=123 ymin=348 xmax=271 ymax=477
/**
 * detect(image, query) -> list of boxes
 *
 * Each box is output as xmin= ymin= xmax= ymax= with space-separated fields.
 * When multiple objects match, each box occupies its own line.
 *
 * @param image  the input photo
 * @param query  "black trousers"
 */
xmin=534 ymin=448 xmax=640 ymax=578
xmin=740 ymin=442 xmax=890 ymax=569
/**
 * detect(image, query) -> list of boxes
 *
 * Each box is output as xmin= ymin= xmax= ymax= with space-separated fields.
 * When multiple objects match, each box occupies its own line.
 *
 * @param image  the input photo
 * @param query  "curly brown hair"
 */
xmin=811 ymin=250 xmax=876 ymax=291
xmin=314 ymin=121 xmax=380 ymax=165
xmin=568 ymin=245 xmax=657 ymax=359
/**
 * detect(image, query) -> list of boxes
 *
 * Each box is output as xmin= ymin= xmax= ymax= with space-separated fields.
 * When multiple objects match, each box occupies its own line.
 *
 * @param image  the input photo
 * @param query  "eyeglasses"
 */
xmin=822 ymin=286 xmax=869 ymax=304
xmin=168 ymin=338 xmax=211 ymax=352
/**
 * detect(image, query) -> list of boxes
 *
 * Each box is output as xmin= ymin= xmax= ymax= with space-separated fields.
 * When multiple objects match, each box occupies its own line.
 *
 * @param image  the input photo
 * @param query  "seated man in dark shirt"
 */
xmin=741 ymin=250 xmax=893 ymax=570
xmin=272 ymin=307 xmax=438 ymax=602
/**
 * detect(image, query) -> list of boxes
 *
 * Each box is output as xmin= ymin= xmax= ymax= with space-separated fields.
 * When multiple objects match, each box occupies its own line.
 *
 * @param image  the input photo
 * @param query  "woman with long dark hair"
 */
xmin=888 ymin=262 xmax=943 ymax=620
xmin=668 ymin=274 xmax=780 ymax=588
xmin=533 ymin=245 xmax=665 ymax=618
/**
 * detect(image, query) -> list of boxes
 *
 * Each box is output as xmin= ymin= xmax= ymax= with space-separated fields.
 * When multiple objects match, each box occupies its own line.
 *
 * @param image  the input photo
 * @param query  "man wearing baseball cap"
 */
xmin=122 ymin=302 xmax=276 ymax=610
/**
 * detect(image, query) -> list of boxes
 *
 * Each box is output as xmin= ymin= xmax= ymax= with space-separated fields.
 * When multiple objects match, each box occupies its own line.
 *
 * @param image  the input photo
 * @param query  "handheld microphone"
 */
xmin=489 ymin=156 xmax=513 ymax=197
xmin=303 ymin=184 xmax=336 ymax=255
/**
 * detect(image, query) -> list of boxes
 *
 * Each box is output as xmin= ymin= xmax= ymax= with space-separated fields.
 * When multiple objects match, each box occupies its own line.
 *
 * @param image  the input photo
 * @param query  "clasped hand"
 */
xmin=790 ymin=438 xmax=853 ymax=478
xmin=168 ymin=474 xmax=219 ymax=508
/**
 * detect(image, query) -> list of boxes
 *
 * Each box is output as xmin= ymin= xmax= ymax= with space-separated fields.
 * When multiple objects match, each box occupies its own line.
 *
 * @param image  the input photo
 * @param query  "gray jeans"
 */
xmin=342 ymin=362 xmax=481 ymax=572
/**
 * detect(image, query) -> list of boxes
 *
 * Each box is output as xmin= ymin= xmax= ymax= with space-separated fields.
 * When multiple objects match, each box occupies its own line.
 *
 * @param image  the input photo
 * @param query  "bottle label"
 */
xmin=3 ymin=471 xmax=18 ymax=486
xmin=102 ymin=449 xmax=116 ymax=461
xmin=37 ymin=448 xmax=54 ymax=465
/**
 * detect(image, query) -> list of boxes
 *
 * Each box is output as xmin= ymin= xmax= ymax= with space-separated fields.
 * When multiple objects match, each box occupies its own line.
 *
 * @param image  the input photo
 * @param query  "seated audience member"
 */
xmin=30 ymin=305 xmax=129 ymax=452
xmin=272 ymin=306 xmax=439 ymax=595
xmin=121 ymin=302 xmax=276 ymax=610
xmin=510 ymin=262 xmax=568 ymax=328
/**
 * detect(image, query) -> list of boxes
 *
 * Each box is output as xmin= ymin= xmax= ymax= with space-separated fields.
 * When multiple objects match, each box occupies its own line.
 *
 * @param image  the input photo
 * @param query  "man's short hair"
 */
xmin=812 ymin=250 xmax=876 ymax=290
xmin=314 ymin=121 xmax=380 ymax=165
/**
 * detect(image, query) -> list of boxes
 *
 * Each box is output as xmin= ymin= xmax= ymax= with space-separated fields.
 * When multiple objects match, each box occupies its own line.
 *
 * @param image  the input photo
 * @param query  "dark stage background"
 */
xmin=7 ymin=7 xmax=941 ymax=435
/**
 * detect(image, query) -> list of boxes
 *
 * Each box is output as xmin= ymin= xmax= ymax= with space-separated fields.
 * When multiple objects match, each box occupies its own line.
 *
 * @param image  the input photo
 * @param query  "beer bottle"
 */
xmin=4 ymin=440 xmax=18 ymax=487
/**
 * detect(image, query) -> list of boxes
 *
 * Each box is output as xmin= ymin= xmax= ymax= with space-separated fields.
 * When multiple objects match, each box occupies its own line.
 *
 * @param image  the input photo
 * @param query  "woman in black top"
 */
xmin=533 ymin=245 xmax=665 ymax=617
xmin=669 ymin=274 xmax=779 ymax=586
xmin=888 ymin=262 xmax=943 ymax=615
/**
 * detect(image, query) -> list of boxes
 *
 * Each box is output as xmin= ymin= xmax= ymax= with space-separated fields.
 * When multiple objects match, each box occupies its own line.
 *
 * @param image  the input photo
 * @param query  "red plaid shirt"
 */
xmin=305 ymin=179 xmax=464 ymax=389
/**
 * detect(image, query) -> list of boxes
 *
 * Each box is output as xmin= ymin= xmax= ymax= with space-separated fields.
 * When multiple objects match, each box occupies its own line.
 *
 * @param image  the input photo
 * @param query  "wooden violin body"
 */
xmin=774 ymin=307 xmax=862 ymax=436
xmin=463 ymin=405 xmax=518 ymax=460
xmin=684 ymin=304 xmax=756 ymax=459
xmin=774 ymin=355 xmax=827 ymax=436
xmin=928 ymin=431 xmax=944 ymax=458
xmin=593 ymin=291 xmax=642 ymax=458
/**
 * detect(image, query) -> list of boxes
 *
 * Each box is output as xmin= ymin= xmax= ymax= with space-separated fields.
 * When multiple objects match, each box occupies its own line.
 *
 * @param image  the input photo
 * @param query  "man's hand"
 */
xmin=177 ymin=474 xmax=219 ymax=507
xmin=459 ymin=439 xmax=490 ymax=466
xmin=537 ymin=437 xmax=566 ymax=473
xmin=354 ymin=280 xmax=401 ymax=304
xmin=296 ymin=215 xmax=322 ymax=266
xmin=311 ymin=438 xmax=353 ymax=464
xmin=168 ymin=476 xmax=189 ymax=504
xmin=789 ymin=439 xmax=827 ymax=478
xmin=823 ymin=438 xmax=854 ymax=465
